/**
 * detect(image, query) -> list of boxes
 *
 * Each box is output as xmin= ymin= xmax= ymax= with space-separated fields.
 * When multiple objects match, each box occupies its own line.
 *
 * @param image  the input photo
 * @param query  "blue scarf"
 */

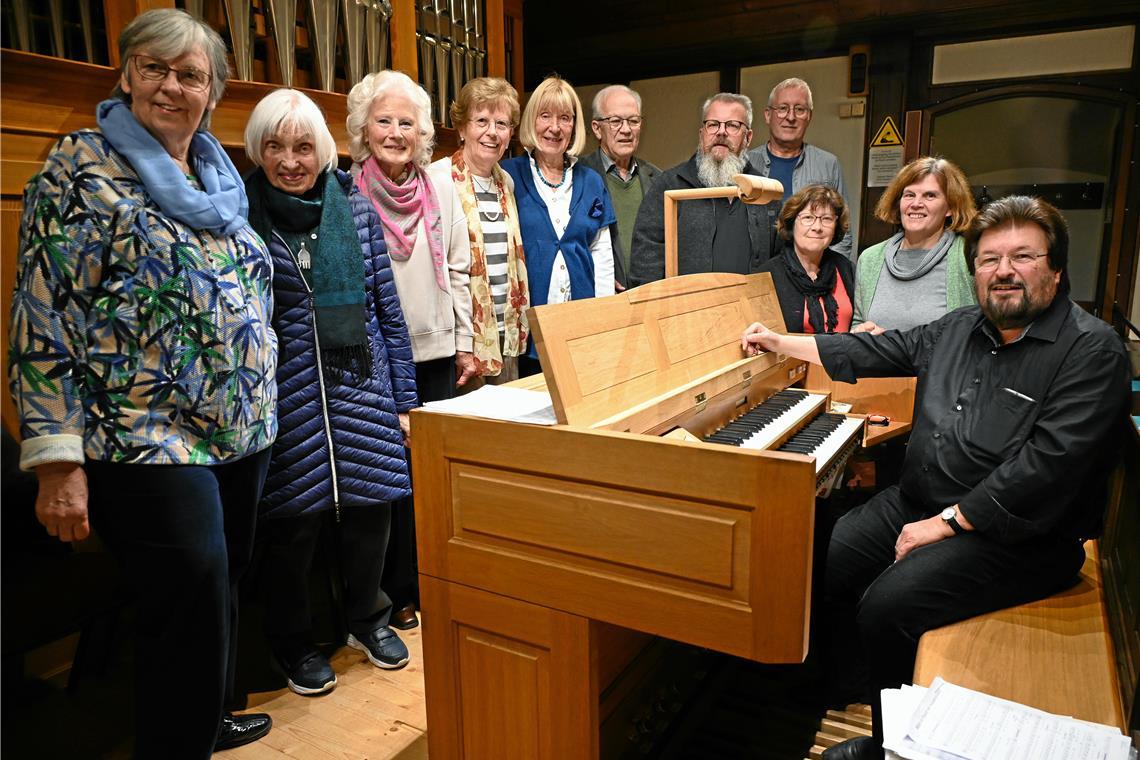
xmin=96 ymin=98 xmax=249 ymax=236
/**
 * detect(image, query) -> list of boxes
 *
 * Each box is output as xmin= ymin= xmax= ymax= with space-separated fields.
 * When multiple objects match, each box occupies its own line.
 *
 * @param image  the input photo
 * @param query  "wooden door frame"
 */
xmin=918 ymin=83 xmax=1137 ymax=323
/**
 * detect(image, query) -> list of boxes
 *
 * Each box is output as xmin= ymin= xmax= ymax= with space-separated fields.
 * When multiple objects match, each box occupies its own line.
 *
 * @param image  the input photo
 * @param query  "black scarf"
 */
xmin=246 ymin=168 xmax=372 ymax=381
xmin=780 ymin=247 xmax=841 ymax=334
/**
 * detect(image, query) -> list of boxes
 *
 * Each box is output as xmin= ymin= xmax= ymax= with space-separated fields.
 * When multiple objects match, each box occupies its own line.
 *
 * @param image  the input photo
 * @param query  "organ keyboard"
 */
xmin=700 ymin=388 xmax=865 ymax=488
xmin=411 ymin=272 xmax=916 ymax=759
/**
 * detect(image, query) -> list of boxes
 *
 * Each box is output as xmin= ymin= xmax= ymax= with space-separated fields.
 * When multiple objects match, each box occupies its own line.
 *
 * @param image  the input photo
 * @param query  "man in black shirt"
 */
xmin=741 ymin=196 xmax=1130 ymax=760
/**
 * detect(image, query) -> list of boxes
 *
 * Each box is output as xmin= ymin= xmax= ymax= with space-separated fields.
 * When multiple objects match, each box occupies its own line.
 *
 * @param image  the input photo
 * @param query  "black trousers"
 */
xmin=384 ymin=355 xmax=457 ymax=609
xmin=262 ymin=505 xmax=394 ymax=642
xmin=86 ymin=448 xmax=271 ymax=760
xmin=822 ymin=485 xmax=1085 ymax=745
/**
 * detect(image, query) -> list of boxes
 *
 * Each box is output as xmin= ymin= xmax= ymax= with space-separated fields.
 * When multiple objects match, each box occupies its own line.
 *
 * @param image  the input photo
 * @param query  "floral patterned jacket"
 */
xmin=9 ymin=129 xmax=278 ymax=469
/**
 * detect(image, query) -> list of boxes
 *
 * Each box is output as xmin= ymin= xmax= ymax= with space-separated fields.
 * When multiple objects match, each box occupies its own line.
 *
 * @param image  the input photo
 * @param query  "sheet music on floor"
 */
xmin=419 ymin=385 xmax=558 ymax=425
xmin=883 ymin=677 xmax=1133 ymax=760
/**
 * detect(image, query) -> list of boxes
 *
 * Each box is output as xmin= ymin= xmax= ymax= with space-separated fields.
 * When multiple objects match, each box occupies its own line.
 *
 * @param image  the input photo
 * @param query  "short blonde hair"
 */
xmin=450 ymin=77 xmax=520 ymax=131
xmin=244 ymin=89 xmax=338 ymax=171
xmin=517 ymin=75 xmax=586 ymax=157
xmin=873 ymin=156 xmax=976 ymax=233
xmin=346 ymin=70 xmax=434 ymax=166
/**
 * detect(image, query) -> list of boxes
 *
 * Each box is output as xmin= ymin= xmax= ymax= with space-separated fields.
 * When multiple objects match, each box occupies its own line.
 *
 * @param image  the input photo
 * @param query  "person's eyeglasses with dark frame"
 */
xmin=701 ymin=119 xmax=748 ymax=136
xmin=131 ymin=54 xmax=212 ymax=93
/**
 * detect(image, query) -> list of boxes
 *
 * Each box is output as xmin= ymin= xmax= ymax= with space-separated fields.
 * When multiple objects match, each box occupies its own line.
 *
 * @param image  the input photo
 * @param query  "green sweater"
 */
xmin=853 ymin=234 xmax=976 ymax=328
xmin=604 ymin=172 xmax=644 ymax=274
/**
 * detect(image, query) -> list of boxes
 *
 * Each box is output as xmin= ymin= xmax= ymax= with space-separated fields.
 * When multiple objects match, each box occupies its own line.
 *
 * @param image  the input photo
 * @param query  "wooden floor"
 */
xmin=226 ymin=626 xmax=429 ymax=759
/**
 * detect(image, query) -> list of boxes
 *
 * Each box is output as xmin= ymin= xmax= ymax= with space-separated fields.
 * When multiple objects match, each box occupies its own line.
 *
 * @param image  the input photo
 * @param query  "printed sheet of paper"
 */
xmin=420 ymin=385 xmax=558 ymax=425
xmin=905 ymin=678 xmax=1131 ymax=760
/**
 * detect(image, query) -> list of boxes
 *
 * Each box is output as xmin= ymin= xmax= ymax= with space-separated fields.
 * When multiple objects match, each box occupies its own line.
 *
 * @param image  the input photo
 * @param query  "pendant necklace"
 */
xmin=297 ymin=231 xmax=317 ymax=270
xmin=472 ymin=174 xmax=502 ymax=222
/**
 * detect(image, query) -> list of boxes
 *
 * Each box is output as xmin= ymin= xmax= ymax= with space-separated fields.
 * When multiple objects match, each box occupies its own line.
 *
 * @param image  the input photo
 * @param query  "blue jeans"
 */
xmin=86 ymin=448 xmax=271 ymax=760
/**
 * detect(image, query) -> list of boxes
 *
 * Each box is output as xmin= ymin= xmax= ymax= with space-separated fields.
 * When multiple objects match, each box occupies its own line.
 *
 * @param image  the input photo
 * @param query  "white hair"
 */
xmin=591 ymin=84 xmax=642 ymax=121
xmin=701 ymin=92 xmax=754 ymax=128
xmin=768 ymin=78 xmax=814 ymax=111
xmin=346 ymin=70 xmax=435 ymax=166
xmin=244 ymin=89 xmax=338 ymax=171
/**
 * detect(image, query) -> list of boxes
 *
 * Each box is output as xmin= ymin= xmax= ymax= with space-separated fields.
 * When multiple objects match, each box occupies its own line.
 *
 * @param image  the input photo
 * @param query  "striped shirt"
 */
xmin=473 ymin=175 xmax=510 ymax=329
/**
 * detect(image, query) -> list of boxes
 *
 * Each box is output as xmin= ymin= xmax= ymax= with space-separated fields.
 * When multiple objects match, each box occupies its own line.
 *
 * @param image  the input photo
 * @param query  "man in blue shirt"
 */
xmin=746 ymin=78 xmax=853 ymax=259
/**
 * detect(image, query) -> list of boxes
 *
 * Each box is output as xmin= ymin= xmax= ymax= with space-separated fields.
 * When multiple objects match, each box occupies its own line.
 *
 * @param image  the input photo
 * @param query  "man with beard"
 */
xmin=627 ymin=93 xmax=771 ymax=286
xmin=747 ymin=78 xmax=853 ymax=259
xmin=741 ymin=195 xmax=1130 ymax=760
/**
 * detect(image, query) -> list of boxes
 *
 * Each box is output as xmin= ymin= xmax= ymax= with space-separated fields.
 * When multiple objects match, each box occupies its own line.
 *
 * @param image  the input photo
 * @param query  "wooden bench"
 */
xmin=913 ymin=540 xmax=1124 ymax=730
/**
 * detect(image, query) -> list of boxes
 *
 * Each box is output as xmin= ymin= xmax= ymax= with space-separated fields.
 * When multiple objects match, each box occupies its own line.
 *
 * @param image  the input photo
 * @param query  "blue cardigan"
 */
xmin=500 ymin=154 xmax=616 ymax=309
xmin=258 ymin=170 xmax=418 ymax=518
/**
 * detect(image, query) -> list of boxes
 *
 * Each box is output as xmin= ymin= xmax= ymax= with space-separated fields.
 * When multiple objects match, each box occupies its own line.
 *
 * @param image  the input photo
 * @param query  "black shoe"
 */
xmin=390 ymin=602 xmax=419 ymax=630
xmin=347 ymin=625 xmax=410 ymax=669
xmin=821 ymin=736 xmax=882 ymax=760
xmin=214 ymin=712 xmax=272 ymax=751
xmin=279 ymin=647 xmax=337 ymax=696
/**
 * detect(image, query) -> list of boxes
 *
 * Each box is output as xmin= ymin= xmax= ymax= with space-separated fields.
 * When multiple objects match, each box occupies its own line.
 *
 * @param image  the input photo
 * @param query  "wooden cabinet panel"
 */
xmin=421 ymin=575 xmax=596 ymax=760
xmin=412 ymin=408 xmax=817 ymax=664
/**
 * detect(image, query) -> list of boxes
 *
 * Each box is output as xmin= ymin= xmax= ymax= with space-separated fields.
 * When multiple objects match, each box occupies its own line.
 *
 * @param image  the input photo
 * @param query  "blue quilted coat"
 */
xmin=260 ymin=170 xmax=418 ymax=518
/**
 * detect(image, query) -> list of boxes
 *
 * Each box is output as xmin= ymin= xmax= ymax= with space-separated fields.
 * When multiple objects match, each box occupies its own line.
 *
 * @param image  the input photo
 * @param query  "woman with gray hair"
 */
xmin=243 ymin=88 xmax=418 ymax=696
xmin=8 ymin=8 xmax=275 ymax=755
xmin=346 ymin=69 xmax=472 ymax=628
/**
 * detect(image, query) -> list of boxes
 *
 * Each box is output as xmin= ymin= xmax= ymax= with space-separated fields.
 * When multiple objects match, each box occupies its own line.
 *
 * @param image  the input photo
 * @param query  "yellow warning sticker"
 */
xmin=870 ymin=116 xmax=903 ymax=147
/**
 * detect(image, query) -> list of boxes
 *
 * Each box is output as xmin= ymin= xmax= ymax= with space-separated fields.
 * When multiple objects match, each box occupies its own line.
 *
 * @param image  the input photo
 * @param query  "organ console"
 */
xmin=410 ymin=271 xmax=916 ymax=759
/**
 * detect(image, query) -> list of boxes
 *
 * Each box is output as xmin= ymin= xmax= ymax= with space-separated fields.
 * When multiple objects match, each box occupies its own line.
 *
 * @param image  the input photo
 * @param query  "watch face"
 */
xmin=941 ymin=507 xmax=956 ymax=521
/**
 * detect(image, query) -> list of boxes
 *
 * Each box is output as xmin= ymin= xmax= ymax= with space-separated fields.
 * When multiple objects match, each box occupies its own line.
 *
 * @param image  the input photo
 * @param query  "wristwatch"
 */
xmin=941 ymin=506 xmax=964 ymax=535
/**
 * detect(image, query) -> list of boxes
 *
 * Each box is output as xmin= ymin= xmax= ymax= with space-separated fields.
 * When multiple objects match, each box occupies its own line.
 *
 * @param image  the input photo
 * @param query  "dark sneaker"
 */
xmin=347 ymin=625 xmax=409 ymax=670
xmin=279 ymin=648 xmax=337 ymax=695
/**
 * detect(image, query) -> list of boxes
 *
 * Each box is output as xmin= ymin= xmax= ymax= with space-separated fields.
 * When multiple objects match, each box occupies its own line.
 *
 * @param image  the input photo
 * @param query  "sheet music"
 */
xmin=895 ymin=678 xmax=1132 ymax=760
xmin=420 ymin=385 xmax=558 ymax=425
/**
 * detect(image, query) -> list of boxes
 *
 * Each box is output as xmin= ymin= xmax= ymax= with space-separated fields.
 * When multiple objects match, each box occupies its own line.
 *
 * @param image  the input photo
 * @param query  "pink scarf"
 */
xmin=358 ymin=156 xmax=447 ymax=291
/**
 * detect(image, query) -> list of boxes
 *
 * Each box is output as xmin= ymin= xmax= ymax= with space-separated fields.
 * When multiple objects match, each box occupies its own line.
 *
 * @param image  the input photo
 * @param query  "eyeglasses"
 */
xmin=131 ymin=54 xmax=212 ymax=93
xmin=796 ymin=213 xmax=837 ymax=227
xmin=974 ymin=252 xmax=1049 ymax=271
xmin=701 ymin=119 xmax=748 ymax=136
xmin=595 ymin=116 xmax=642 ymax=130
xmin=769 ymin=104 xmax=810 ymax=118
xmin=538 ymin=112 xmax=574 ymax=127
xmin=470 ymin=116 xmax=512 ymax=133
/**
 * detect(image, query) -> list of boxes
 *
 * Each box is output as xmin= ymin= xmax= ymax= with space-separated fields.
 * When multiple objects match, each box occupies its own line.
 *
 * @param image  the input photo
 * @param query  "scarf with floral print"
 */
xmin=450 ymin=150 xmax=529 ymax=376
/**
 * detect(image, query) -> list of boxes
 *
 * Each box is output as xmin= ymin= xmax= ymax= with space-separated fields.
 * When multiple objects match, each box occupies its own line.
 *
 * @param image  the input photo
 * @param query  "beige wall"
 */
xmin=740 ymin=57 xmax=867 ymax=246
xmin=626 ymin=71 xmax=722 ymax=170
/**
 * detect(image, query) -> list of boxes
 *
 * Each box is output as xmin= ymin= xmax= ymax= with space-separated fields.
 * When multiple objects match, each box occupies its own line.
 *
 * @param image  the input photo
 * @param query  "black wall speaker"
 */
xmin=848 ymin=44 xmax=870 ymax=98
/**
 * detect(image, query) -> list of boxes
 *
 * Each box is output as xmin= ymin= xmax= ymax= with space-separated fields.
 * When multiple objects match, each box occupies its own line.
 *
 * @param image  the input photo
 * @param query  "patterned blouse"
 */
xmin=9 ymin=129 xmax=278 ymax=469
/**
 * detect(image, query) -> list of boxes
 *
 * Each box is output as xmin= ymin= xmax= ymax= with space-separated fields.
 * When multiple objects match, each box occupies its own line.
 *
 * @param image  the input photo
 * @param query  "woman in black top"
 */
xmin=758 ymin=184 xmax=854 ymax=334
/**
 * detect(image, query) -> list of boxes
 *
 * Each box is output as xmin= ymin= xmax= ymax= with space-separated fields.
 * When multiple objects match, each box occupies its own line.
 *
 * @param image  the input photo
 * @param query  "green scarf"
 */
xmin=246 ymin=168 xmax=371 ymax=380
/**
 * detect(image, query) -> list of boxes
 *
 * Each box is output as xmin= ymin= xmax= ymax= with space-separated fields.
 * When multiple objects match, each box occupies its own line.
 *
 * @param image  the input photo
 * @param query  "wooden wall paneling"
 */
xmin=103 ymin=0 xmax=176 ymax=67
xmin=1099 ymin=95 xmax=1136 ymax=322
xmin=858 ymin=36 xmax=911 ymax=252
xmin=484 ymin=0 xmax=504 ymax=78
xmin=388 ymin=0 xmax=418 ymax=80
xmin=2 ymin=200 xmax=24 ymax=439
xmin=420 ymin=575 xmax=597 ymax=759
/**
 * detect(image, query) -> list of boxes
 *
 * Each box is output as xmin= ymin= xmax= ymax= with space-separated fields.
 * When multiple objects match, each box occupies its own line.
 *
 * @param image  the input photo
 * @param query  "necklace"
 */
xmin=535 ymin=160 xmax=567 ymax=190
xmin=471 ymin=173 xmax=502 ymax=222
